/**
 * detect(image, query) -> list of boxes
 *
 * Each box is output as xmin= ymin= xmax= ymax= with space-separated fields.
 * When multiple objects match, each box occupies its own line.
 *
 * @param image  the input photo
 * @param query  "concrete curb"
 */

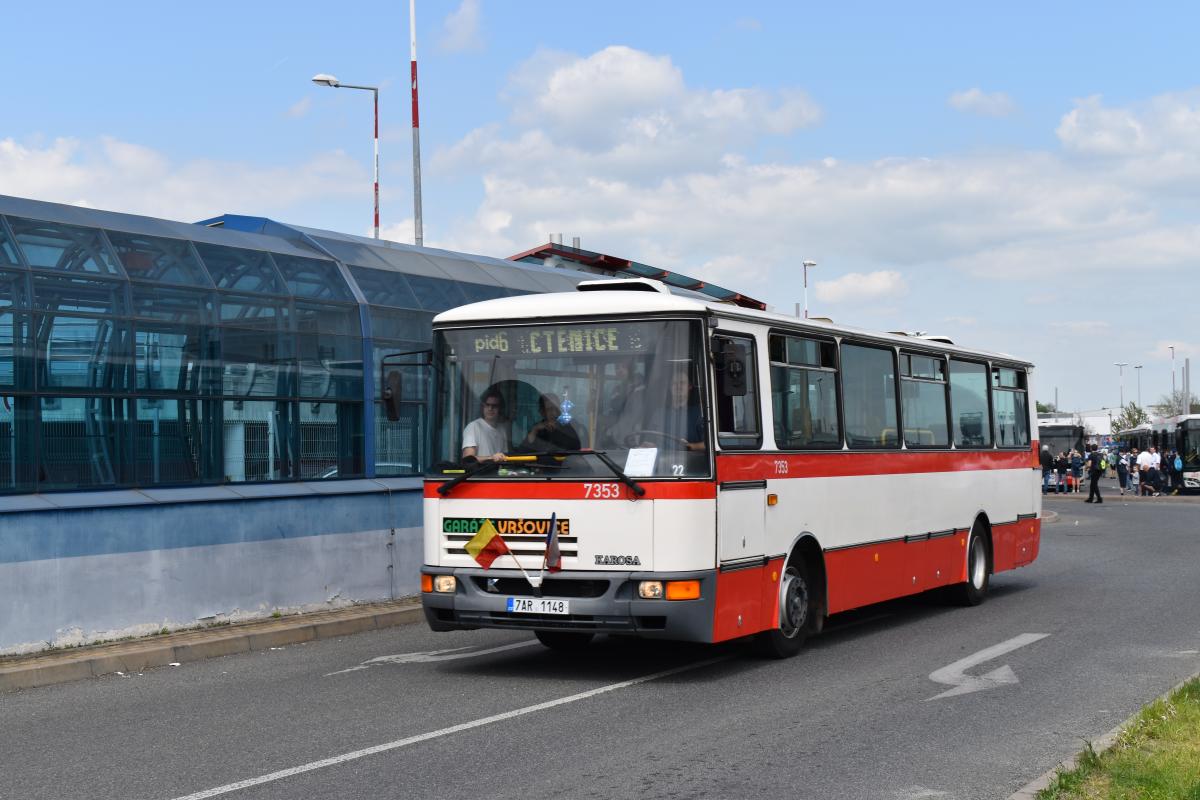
xmin=1009 ymin=668 xmax=1200 ymax=799
xmin=0 ymin=598 xmax=424 ymax=694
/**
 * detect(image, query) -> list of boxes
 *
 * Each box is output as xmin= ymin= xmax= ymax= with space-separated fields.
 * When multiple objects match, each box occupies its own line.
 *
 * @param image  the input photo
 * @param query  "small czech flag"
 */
xmin=544 ymin=512 xmax=562 ymax=573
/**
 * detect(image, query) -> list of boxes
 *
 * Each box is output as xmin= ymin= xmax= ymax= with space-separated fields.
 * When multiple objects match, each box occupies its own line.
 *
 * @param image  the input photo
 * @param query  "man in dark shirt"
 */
xmin=1085 ymin=444 xmax=1104 ymax=503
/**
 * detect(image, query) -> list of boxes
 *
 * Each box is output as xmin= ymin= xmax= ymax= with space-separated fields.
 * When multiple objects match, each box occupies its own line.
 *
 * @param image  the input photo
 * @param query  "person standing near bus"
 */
xmin=462 ymin=388 xmax=509 ymax=463
xmin=1116 ymin=449 xmax=1129 ymax=496
xmin=1070 ymin=449 xmax=1084 ymax=493
xmin=1136 ymin=446 xmax=1155 ymax=496
xmin=1040 ymin=445 xmax=1054 ymax=494
xmin=1055 ymin=450 xmax=1069 ymax=494
xmin=1149 ymin=446 xmax=1162 ymax=494
xmin=1085 ymin=444 xmax=1104 ymax=503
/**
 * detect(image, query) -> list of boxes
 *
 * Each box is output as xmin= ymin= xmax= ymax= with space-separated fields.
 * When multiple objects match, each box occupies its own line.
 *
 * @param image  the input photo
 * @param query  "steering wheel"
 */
xmin=623 ymin=430 xmax=688 ymax=448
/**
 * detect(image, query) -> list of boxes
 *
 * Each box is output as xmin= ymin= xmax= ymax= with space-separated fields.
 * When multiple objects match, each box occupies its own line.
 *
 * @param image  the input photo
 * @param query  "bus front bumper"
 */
xmin=420 ymin=567 xmax=717 ymax=643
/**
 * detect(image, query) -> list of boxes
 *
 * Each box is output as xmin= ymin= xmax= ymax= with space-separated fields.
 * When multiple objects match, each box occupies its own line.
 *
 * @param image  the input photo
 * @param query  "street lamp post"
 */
xmin=1169 ymin=345 xmax=1177 ymax=413
xmin=1115 ymin=362 xmax=1128 ymax=409
xmin=1134 ymin=365 xmax=1143 ymax=407
xmin=802 ymin=260 xmax=817 ymax=319
xmin=312 ymin=73 xmax=380 ymax=239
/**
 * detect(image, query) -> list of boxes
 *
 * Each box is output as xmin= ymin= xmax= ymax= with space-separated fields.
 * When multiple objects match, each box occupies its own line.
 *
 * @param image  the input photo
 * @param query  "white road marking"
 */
xmin=171 ymin=655 xmax=729 ymax=800
xmin=926 ymin=633 xmax=1050 ymax=701
xmin=323 ymin=640 xmax=538 ymax=676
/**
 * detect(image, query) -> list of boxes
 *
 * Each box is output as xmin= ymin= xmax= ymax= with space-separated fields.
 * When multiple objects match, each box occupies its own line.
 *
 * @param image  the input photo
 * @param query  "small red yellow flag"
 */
xmin=464 ymin=519 xmax=511 ymax=569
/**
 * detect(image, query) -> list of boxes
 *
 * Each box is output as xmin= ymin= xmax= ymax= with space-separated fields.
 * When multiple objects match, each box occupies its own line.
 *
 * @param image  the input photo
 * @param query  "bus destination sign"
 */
xmin=471 ymin=326 xmax=646 ymax=356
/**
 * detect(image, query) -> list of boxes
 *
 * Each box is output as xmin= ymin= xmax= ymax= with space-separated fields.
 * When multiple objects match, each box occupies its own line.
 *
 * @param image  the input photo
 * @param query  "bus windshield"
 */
xmin=430 ymin=319 xmax=710 ymax=479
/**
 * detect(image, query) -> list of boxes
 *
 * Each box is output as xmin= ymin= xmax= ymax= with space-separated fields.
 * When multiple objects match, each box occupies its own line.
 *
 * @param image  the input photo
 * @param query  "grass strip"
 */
xmin=1038 ymin=677 xmax=1200 ymax=799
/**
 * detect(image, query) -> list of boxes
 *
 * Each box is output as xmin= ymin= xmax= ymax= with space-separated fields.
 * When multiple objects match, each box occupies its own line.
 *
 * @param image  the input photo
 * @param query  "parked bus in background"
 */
xmin=1037 ymin=422 xmax=1084 ymax=458
xmin=1118 ymin=415 xmax=1200 ymax=493
xmin=390 ymin=279 xmax=1042 ymax=658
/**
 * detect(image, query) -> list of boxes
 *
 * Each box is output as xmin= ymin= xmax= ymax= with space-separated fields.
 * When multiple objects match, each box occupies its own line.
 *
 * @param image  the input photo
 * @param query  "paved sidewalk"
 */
xmin=0 ymin=598 xmax=423 ymax=693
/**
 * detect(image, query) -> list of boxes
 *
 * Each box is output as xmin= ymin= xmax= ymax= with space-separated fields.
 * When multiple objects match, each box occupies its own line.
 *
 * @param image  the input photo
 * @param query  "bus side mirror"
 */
xmin=716 ymin=341 xmax=748 ymax=397
xmin=382 ymin=370 xmax=403 ymax=422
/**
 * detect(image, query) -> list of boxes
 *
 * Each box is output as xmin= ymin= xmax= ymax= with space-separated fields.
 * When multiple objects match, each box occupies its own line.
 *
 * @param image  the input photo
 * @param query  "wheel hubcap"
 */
xmin=779 ymin=568 xmax=809 ymax=638
xmin=970 ymin=537 xmax=986 ymax=589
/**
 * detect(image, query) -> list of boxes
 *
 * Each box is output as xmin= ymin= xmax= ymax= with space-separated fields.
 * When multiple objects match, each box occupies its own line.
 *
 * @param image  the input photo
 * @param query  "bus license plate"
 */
xmin=506 ymin=597 xmax=569 ymax=615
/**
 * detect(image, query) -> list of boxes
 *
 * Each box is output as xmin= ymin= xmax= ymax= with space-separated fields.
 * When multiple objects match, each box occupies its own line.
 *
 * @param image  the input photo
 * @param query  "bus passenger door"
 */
xmin=713 ymin=333 xmax=766 ymax=564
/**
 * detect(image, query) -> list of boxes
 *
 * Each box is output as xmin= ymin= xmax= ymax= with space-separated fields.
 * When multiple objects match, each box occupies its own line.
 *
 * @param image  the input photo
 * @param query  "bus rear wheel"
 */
xmin=754 ymin=561 xmax=812 ymax=659
xmin=535 ymin=631 xmax=594 ymax=651
xmin=951 ymin=522 xmax=990 ymax=606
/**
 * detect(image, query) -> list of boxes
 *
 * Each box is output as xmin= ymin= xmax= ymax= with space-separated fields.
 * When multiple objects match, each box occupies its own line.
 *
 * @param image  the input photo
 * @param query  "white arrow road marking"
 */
xmin=324 ymin=640 xmax=538 ymax=676
xmin=925 ymin=632 xmax=1050 ymax=701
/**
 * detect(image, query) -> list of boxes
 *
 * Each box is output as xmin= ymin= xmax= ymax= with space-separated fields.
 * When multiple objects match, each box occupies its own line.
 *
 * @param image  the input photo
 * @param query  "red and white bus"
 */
xmin=405 ymin=279 xmax=1041 ymax=657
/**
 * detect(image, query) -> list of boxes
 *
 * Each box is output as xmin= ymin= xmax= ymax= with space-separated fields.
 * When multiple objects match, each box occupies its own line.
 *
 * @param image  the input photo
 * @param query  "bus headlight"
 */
xmin=638 ymin=581 xmax=664 ymax=599
xmin=433 ymin=575 xmax=457 ymax=593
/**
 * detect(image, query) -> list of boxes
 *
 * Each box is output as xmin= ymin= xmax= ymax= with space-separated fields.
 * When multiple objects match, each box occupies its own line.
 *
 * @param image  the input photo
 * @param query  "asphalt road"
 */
xmin=3 ymin=496 xmax=1198 ymax=800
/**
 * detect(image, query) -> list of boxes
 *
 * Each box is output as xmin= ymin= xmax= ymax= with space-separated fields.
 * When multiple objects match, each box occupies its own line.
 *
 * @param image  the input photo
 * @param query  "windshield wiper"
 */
xmin=536 ymin=449 xmax=646 ymax=498
xmin=436 ymin=459 xmax=500 ymax=497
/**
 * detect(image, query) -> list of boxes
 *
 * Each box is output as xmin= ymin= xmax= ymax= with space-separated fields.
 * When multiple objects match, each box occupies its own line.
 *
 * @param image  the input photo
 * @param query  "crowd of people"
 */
xmin=1040 ymin=443 xmax=1187 ymax=500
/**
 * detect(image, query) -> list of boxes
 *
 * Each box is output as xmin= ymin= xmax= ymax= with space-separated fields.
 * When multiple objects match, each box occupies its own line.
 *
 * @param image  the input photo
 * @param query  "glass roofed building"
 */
xmin=0 ymin=195 xmax=590 ymax=495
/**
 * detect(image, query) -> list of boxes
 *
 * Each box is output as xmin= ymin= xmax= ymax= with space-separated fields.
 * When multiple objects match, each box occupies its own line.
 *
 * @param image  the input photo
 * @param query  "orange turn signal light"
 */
xmin=767 ymin=493 xmax=778 ymax=506
xmin=421 ymin=574 xmax=433 ymax=593
xmin=665 ymin=580 xmax=701 ymax=601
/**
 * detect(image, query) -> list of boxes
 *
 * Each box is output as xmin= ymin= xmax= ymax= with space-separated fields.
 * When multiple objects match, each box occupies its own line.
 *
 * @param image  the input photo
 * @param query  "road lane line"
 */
xmin=324 ymin=640 xmax=539 ymax=676
xmin=169 ymin=655 xmax=730 ymax=800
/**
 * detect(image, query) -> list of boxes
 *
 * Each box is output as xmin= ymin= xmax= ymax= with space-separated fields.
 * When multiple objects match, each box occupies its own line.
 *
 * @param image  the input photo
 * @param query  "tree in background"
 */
xmin=1036 ymin=401 xmax=1057 ymax=413
xmin=1112 ymin=402 xmax=1150 ymax=433
xmin=1150 ymin=390 xmax=1200 ymax=417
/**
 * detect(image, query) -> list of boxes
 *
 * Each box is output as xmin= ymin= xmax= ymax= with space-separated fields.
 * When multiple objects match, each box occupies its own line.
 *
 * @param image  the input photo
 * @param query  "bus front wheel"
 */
xmin=754 ymin=561 xmax=812 ymax=659
xmin=951 ymin=523 xmax=990 ymax=606
xmin=535 ymin=631 xmax=594 ymax=651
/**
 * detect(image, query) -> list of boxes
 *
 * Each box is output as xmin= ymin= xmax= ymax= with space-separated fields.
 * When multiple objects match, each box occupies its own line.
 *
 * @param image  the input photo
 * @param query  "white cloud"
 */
xmin=285 ymin=97 xmax=312 ymax=118
xmin=440 ymin=0 xmax=484 ymax=53
xmin=1149 ymin=340 xmax=1199 ymax=361
xmin=0 ymin=136 xmax=367 ymax=222
xmin=943 ymin=315 xmax=977 ymax=326
xmin=735 ymin=17 xmax=762 ymax=31
xmin=814 ymin=271 xmax=906 ymax=304
xmin=948 ymin=88 xmax=1016 ymax=117
xmin=1057 ymin=95 xmax=1146 ymax=155
xmin=436 ymin=46 xmax=819 ymax=178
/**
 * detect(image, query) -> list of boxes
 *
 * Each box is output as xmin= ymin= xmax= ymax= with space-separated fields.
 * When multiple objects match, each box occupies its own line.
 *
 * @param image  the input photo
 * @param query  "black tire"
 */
xmin=753 ymin=561 xmax=813 ymax=659
xmin=534 ymin=630 xmax=594 ymax=651
xmin=951 ymin=522 xmax=990 ymax=606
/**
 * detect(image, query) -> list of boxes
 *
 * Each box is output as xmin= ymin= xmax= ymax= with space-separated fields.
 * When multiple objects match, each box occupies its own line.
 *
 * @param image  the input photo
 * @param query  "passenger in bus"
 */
xmin=519 ymin=393 xmax=581 ymax=453
xmin=461 ymin=389 xmax=510 ymax=462
xmin=665 ymin=370 xmax=706 ymax=451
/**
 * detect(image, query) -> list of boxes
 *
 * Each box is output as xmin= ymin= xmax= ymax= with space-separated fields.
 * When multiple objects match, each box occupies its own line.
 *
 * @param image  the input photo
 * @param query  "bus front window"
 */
xmin=431 ymin=319 xmax=710 ymax=478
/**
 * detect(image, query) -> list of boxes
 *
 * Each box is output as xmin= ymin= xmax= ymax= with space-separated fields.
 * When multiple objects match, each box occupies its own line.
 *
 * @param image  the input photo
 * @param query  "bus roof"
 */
xmin=433 ymin=282 xmax=1033 ymax=367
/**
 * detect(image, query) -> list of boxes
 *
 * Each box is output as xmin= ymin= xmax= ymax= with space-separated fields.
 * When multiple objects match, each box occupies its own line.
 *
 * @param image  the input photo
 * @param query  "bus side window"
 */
xmin=714 ymin=335 xmax=762 ymax=450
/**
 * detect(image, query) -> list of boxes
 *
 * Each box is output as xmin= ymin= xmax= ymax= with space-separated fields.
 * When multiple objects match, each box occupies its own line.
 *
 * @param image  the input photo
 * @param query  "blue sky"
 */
xmin=3 ymin=1 xmax=1198 ymax=415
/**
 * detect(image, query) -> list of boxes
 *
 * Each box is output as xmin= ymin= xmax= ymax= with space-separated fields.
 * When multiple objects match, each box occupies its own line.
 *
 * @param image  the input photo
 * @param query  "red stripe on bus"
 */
xmin=824 ymin=518 xmax=1040 ymax=614
xmin=422 ymin=481 xmax=717 ymax=500
xmin=716 ymin=448 xmax=1037 ymax=482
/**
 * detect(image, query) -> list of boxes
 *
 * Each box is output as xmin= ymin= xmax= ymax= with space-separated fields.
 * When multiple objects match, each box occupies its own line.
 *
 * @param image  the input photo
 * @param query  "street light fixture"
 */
xmin=802 ymin=260 xmax=817 ymax=319
xmin=1134 ymin=365 xmax=1143 ymax=407
xmin=1115 ymin=363 xmax=1128 ymax=408
xmin=312 ymin=73 xmax=380 ymax=239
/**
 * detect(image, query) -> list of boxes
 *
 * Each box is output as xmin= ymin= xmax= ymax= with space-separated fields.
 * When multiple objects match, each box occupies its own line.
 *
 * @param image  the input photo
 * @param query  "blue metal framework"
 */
xmin=0 ymin=195 xmax=587 ymax=493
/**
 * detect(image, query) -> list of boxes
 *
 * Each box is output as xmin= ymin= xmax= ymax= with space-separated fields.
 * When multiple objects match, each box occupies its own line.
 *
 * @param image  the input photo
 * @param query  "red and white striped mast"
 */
xmin=410 ymin=0 xmax=424 ymax=247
